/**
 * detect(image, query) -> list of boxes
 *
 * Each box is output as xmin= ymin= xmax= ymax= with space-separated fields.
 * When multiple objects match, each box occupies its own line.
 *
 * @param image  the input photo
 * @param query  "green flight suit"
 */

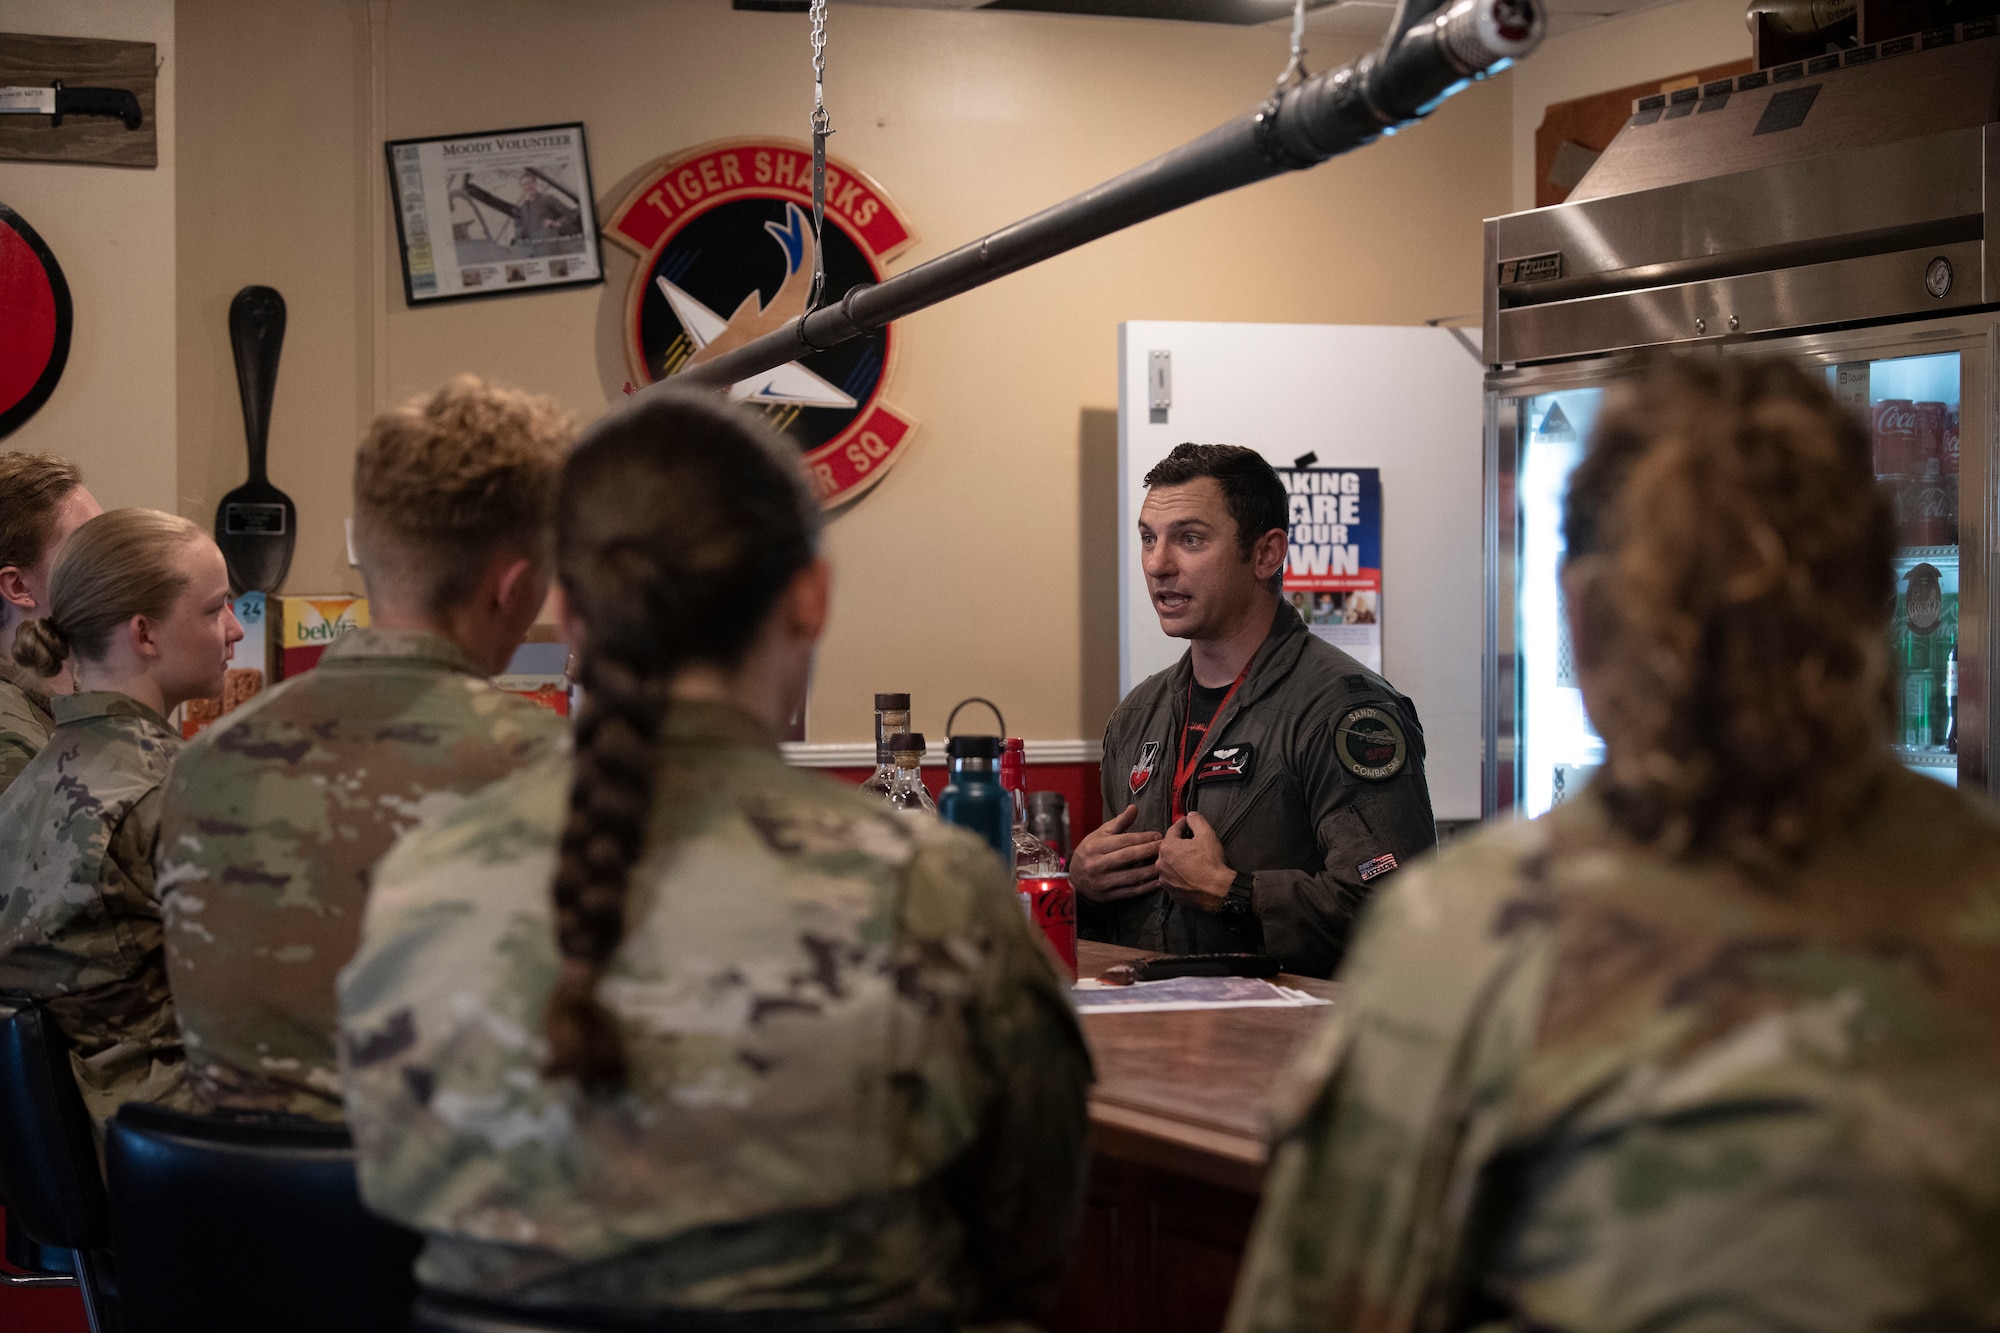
xmin=1230 ymin=766 xmax=2000 ymax=1333
xmin=1088 ymin=602 xmax=1437 ymax=978
xmin=0 ymin=691 xmax=188 ymax=1123
xmin=157 ymin=628 xmax=564 ymax=1120
xmin=338 ymin=701 xmax=1093 ymax=1322
xmin=0 ymin=657 xmax=57 ymax=801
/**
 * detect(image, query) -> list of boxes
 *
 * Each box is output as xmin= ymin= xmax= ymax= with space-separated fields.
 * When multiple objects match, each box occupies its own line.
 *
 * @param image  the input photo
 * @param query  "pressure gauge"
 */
xmin=1926 ymin=256 xmax=1954 ymax=301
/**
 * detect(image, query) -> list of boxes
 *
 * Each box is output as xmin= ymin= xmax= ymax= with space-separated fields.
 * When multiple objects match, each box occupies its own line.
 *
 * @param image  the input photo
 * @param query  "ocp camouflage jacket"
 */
xmin=338 ymin=701 xmax=1093 ymax=1322
xmin=0 ymin=691 xmax=188 ymax=1123
xmin=157 ymin=627 xmax=564 ymax=1121
xmin=0 ymin=657 xmax=57 ymax=801
xmin=1229 ymin=765 xmax=2000 ymax=1333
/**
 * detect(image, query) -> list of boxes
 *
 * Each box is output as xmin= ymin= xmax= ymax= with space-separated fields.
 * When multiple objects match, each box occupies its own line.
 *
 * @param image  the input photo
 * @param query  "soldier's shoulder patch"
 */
xmin=1335 ymin=704 xmax=1407 ymax=781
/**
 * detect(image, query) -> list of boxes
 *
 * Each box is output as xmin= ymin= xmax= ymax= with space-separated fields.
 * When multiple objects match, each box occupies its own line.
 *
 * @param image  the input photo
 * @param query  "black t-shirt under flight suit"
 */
xmin=1082 ymin=602 xmax=1436 ymax=978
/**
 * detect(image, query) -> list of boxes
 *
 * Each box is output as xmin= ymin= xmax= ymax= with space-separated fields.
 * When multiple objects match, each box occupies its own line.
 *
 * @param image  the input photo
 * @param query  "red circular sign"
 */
xmin=0 ymin=202 xmax=71 ymax=439
xmin=605 ymin=139 xmax=919 ymax=509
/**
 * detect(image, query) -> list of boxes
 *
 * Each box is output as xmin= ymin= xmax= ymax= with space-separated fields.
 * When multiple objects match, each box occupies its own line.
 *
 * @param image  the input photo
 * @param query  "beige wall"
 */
xmin=2 ymin=0 xmax=177 ymax=512
xmin=171 ymin=0 xmax=1515 ymax=746
xmin=1509 ymin=0 xmax=1751 ymax=213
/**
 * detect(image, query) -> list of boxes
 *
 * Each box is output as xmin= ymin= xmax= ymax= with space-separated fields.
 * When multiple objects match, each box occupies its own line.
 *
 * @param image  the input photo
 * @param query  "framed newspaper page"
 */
xmin=385 ymin=122 xmax=603 ymax=305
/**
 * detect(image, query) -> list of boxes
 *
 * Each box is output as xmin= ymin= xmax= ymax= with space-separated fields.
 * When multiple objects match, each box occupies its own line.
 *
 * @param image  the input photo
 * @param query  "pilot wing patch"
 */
xmin=1195 ymin=744 xmax=1253 ymax=784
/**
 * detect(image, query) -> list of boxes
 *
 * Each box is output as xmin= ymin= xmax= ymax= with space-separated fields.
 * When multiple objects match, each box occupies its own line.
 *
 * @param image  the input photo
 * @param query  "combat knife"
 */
xmin=0 ymin=81 xmax=142 ymax=130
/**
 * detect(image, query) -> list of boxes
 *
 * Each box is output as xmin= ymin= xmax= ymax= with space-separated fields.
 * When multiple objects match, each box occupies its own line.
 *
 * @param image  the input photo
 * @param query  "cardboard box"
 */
xmin=276 ymin=595 xmax=369 ymax=680
xmin=182 ymin=592 xmax=271 ymax=738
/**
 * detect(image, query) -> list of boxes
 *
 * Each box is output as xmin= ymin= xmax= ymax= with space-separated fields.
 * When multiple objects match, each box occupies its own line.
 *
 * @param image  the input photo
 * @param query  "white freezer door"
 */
xmin=1116 ymin=320 xmax=1485 ymax=822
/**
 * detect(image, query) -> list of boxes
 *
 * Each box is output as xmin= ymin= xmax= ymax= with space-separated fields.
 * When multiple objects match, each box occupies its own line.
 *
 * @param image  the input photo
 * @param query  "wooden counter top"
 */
xmin=1075 ymin=941 xmax=1339 ymax=1194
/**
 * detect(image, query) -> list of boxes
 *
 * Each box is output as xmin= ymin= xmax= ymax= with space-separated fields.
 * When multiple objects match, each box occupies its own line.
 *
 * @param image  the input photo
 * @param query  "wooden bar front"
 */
xmin=1046 ymin=943 xmax=1340 ymax=1333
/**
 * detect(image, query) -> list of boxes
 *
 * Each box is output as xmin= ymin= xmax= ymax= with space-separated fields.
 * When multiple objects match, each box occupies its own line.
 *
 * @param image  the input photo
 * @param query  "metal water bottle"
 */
xmin=939 ymin=735 xmax=1012 ymax=868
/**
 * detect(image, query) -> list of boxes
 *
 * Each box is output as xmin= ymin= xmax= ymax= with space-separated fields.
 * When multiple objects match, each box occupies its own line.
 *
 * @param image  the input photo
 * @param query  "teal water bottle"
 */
xmin=939 ymin=735 xmax=1012 ymax=868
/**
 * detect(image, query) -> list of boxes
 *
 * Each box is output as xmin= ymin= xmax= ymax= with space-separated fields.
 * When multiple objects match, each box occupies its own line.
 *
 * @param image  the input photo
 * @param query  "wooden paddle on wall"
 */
xmin=215 ymin=285 xmax=295 ymax=593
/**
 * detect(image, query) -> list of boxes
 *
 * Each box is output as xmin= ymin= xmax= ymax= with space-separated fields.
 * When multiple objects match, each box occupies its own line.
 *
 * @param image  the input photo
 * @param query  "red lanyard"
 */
xmin=1170 ymin=660 xmax=1252 ymax=822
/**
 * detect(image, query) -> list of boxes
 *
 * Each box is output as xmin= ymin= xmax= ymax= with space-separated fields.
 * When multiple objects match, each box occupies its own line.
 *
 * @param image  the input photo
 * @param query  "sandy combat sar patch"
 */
xmin=1335 ymin=705 xmax=1407 ymax=781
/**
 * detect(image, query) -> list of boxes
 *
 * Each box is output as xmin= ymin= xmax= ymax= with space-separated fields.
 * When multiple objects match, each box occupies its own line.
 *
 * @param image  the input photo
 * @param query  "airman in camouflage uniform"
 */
xmin=339 ymin=701 xmax=1093 ymax=1321
xmin=157 ymin=627 xmax=564 ymax=1121
xmin=1228 ymin=766 xmax=2000 ymax=1333
xmin=0 ymin=656 xmax=56 ymax=799
xmin=0 ymin=692 xmax=189 ymax=1124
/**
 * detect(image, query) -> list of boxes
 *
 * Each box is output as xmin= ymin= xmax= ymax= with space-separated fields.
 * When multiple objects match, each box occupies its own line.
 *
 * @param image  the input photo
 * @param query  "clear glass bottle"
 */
xmin=1001 ymin=738 xmax=1059 ymax=875
xmin=1947 ymin=644 xmax=1960 ymax=754
xmin=883 ymin=732 xmax=937 ymax=819
xmin=860 ymin=692 xmax=911 ymax=800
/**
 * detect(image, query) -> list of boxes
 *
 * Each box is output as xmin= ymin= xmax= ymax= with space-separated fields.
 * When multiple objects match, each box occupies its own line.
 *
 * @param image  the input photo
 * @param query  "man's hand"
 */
xmin=1071 ymin=805 xmax=1163 ymax=904
xmin=1158 ymin=812 xmax=1234 ymax=912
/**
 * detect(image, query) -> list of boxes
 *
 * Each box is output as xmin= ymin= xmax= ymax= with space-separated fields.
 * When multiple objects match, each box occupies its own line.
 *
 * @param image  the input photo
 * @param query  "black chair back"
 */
xmin=0 ymin=1005 xmax=109 ymax=1249
xmin=106 ymin=1102 xmax=421 ymax=1333
xmin=0 ymin=1004 xmax=119 ymax=1330
xmin=412 ymin=1291 xmax=954 ymax=1333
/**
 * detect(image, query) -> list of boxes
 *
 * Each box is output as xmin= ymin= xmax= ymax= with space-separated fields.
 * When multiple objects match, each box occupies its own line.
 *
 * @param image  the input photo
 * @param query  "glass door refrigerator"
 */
xmin=1487 ymin=333 xmax=1987 ymax=817
xmin=1480 ymin=29 xmax=2000 ymax=816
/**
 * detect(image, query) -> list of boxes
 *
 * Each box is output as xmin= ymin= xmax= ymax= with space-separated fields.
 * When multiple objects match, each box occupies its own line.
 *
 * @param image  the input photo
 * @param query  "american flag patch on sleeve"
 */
xmin=1357 ymin=853 xmax=1399 ymax=883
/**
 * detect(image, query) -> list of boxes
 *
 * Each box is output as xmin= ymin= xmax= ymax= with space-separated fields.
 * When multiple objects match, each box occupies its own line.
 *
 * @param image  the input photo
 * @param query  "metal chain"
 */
xmin=1273 ymin=0 xmax=1308 ymax=94
xmin=808 ymin=0 xmax=833 ymax=312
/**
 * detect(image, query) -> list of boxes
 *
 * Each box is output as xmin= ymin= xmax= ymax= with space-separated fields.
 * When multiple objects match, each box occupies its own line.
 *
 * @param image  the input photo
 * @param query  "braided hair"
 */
xmin=1562 ymin=354 xmax=1896 ymax=873
xmin=544 ymin=390 xmax=820 ymax=1091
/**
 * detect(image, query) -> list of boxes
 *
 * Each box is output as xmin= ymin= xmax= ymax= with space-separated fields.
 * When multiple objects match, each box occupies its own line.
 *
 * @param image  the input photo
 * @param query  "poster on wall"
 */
xmin=1280 ymin=466 xmax=1382 ymax=672
xmin=385 ymin=122 xmax=603 ymax=305
xmin=602 ymin=138 xmax=920 ymax=510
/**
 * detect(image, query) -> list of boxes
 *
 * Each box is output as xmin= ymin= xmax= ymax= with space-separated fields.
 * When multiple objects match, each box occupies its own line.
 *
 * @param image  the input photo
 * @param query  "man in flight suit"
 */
xmin=1072 ymin=444 xmax=1435 ymax=978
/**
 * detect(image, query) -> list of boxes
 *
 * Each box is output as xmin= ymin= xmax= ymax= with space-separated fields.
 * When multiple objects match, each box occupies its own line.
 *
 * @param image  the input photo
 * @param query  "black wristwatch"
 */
xmin=1217 ymin=870 xmax=1255 ymax=917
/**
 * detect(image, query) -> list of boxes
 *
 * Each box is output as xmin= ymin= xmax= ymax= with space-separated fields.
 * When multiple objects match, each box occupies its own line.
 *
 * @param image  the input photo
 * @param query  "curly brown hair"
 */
xmin=351 ymin=376 xmax=574 ymax=615
xmin=1562 ymin=354 xmax=1897 ymax=871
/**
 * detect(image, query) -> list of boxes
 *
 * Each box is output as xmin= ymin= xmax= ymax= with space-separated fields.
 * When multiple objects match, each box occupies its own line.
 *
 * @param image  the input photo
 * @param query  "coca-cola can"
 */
xmin=1906 ymin=461 xmax=1953 ymax=546
xmin=1017 ymin=874 xmax=1076 ymax=979
xmin=1874 ymin=399 xmax=1919 ymax=477
xmin=1943 ymin=408 xmax=1961 ymax=479
xmin=1913 ymin=401 xmax=1947 ymax=478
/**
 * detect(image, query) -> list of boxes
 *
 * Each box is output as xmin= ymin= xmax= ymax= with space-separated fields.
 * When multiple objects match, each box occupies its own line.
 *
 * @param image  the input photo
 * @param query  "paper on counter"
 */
xmin=1071 ymin=975 xmax=1331 ymax=1014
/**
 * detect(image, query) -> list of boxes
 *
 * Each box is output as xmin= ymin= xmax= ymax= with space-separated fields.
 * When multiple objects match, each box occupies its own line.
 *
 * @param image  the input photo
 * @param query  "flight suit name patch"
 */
xmin=1130 ymin=740 xmax=1161 ymax=794
xmin=1195 ymin=745 xmax=1253 ymax=784
xmin=1336 ymin=705 xmax=1407 ymax=781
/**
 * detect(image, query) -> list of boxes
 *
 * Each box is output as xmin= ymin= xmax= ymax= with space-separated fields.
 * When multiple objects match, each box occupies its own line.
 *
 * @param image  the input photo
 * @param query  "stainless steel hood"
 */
xmin=1485 ymin=21 xmax=2000 ymax=367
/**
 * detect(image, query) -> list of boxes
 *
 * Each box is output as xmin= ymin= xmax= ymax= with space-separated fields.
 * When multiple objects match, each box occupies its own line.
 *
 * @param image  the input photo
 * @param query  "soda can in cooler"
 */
xmin=1913 ymin=401 xmax=1947 ymax=475
xmin=1017 ymin=873 xmax=1077 ymax=980
xmin=1873 ymin=399 xmax=1918 ymax=477
xmin=1943 ymin=409 xmax=1962 ymax=544
xmin=1909 ymin=460 xmax=1953 ymax=547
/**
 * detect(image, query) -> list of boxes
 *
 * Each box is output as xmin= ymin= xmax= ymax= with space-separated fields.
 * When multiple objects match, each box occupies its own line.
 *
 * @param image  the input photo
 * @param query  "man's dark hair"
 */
xmin=1143 ymin=443 xmax=1288 ymax=590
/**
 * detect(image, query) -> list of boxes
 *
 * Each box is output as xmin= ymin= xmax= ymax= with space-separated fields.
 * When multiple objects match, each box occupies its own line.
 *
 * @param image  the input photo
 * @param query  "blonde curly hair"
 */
xmin=1562 ymin=354 xmax=1897 ymax=871
xmin=352 ymin=375 xmax=575 ymax=614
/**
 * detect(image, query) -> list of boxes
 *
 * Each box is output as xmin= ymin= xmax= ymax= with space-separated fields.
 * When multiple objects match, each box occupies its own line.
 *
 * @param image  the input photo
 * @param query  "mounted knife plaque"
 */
xmin=0 ymin=33 xmax=157 ymax=168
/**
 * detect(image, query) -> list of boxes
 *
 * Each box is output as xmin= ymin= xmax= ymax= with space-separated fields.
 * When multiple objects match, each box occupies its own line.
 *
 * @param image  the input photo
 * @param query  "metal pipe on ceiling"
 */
xmin=662 ymin=0 xmax=1543 ymax=396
